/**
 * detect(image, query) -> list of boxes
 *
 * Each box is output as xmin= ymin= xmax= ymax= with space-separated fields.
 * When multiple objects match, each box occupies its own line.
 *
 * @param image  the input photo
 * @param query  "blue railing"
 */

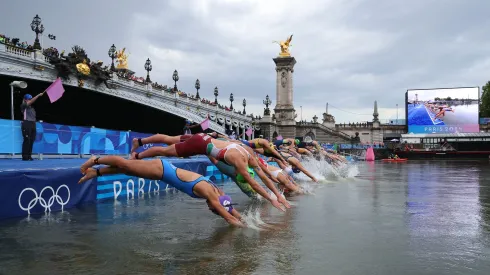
xmin=0 ymin=118 xmax=388 ymax=155
xmin=0 ymin=119 xmax=166 ymax=155
xmin=323 ymin=144 xmax=386 ymax=150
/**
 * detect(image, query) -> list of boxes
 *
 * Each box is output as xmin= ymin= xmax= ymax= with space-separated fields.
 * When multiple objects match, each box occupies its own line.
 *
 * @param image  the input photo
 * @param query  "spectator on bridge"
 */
xmin=183 ymin=120 xmax=200 ymax=135
xmin=20 ymin=92 xmax=44 ymax=161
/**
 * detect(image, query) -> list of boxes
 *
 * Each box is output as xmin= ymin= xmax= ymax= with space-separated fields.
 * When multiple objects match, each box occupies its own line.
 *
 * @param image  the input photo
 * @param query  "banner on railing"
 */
xmin=481 ymin=118 xmax=490 ymax=125
xmin=0 ymin=119 xmax=167 ymax=155
xmin=339 ymin=144 xmax=385 ymax=150
xmin=322 ymin=144 xmax=385 ymax=150
xmin=0 ymin=168 xmax=97 ymax=220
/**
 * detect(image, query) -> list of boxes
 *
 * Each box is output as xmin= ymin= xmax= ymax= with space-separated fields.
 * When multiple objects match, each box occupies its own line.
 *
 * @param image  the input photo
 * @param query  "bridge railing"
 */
xmin=0 ymin=45 xmax=252 ymax=124
xmin=323 ymin=144 xmax=386 ymax=150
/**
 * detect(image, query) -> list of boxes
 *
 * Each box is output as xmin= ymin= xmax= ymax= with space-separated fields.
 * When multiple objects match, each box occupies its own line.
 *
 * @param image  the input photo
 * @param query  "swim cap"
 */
xmin=295 ymin=139 xmax=300 ymax=145
xmin=219 ymin=195 xmax=234 ymax=213
xmin=292 ymin=167 xmax=301 ymax=174
xmin=24 ymin=94 xmax=32 ymax=100
xmin=236 ymin=167 xmax=255 ymax=184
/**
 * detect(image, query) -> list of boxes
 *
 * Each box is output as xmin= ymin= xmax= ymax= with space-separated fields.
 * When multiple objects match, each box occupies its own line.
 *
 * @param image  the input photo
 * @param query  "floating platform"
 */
xmin=0 ymin=157 xmax=224 ymax=220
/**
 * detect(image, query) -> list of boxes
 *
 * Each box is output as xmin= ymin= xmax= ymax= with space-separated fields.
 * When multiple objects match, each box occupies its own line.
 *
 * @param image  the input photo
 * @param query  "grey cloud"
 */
xmin=2 ymin=0 xmax=489 ymax=123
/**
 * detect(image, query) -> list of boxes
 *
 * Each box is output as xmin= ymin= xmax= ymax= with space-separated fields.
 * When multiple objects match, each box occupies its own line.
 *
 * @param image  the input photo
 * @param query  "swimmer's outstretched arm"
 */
xmin=205 ymin=195 xmax=244 ymax=227
xmin=256 ymin=158 xmax=280 ymax=184
xmin=233 ymin=163 xmax=287 ymax=211
xmin=290 ymin=158 xmax=318 ymax=182
xmin=287 ymin=147 xmax=302 ymax=158
xmin=277 ymin=174 xmax=300 ymax=193
xmin=287 ymin=175 xmax=298 ymax=186
xmin=271 ymin=157 xmax=288 ymax=170
xmin=302 ymin=149 xmax=313 ymax=157
xmin=262 ymin=142 xmax=287 ymax=166
xmin=312 ymin=141 xmax=322 ymax=152
xmin=248 ymin=162 xmax=290 ymax=209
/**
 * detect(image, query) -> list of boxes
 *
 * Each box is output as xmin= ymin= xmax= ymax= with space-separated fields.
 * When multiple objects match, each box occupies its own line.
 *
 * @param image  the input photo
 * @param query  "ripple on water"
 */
xmin=1 ymin=160 xmax=490 ymax=274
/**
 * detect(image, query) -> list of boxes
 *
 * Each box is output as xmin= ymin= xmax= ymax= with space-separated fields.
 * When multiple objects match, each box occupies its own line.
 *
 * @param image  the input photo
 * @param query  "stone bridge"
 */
xmin=0 ymin=43 xmax=254 ymax=135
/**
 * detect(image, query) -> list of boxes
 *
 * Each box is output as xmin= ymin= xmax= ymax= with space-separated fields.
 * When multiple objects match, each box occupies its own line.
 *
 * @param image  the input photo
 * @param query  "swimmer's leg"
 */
xmin=79 ymin=157 xmax=162 ymax=183
xmin=130 ymin=134 xmax=182 ymax=153
xmin=133 ymin=145 xmax=179 ymax=159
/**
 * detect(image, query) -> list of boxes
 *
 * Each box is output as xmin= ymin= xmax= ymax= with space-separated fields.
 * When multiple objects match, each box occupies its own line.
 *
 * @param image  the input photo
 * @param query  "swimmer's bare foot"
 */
xmin=130 ymin=138 xmax=140 ymax=154
xmin=80 ymin=156 xmax=97 ymax=174
xmin=78 ymin=167 xmax=97 ymax=184
xmin=129 ymin=152 xmax=138 ymax=160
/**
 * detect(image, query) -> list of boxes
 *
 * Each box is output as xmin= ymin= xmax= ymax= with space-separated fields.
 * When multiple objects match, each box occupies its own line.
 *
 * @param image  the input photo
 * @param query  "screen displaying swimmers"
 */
xmin=406 ymin=87 xmax=480 ymax=133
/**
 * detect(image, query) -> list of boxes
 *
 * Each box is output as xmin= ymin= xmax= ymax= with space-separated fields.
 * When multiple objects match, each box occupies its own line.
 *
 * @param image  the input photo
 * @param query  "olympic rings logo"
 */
xmin=18 ymin=185 xmax=71 ymax=215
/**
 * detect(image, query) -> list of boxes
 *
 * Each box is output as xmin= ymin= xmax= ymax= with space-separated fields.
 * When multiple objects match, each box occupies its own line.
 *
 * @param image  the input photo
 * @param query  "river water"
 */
xmin=1 ymin=160 xmax=490 ymax=274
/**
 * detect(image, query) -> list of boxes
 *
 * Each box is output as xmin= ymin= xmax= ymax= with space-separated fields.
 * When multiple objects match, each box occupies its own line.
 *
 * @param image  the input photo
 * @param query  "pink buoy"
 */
xmin=365 ymin=147 xmax=375 ymax=161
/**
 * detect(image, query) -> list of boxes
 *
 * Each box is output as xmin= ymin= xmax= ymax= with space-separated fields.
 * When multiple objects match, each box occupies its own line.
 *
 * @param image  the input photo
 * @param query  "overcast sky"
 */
xmin=408 ymin=87 xmax=479 ymax=102
xmin=2 ymin=0 xmax=489 ymax=123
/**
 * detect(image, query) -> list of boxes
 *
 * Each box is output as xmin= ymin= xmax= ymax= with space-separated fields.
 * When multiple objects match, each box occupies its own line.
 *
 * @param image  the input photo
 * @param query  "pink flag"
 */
xmin=276 ymin=135 xmax=283 ymax=140
xmin=200 ymin=118 xmax=210 ymax=131
xmin=246 ymin=128 xmax=253 ymax=137
xmin=46 ymin=78 xmax=65 ymax=103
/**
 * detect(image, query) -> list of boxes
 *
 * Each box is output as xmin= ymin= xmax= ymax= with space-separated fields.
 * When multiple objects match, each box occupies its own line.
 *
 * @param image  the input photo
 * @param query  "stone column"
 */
xmin=273 ymin=56 xmax=297 ymax=126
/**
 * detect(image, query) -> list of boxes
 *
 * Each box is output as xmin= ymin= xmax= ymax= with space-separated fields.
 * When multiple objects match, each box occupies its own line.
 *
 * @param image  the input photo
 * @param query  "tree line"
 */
xmin=482 ymin=82 xmax=490 ymax=118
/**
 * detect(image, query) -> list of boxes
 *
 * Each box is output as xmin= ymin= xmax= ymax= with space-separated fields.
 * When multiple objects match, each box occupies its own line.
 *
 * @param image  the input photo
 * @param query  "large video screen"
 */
xmin=406 ymin=87 xmax=479 ymax=134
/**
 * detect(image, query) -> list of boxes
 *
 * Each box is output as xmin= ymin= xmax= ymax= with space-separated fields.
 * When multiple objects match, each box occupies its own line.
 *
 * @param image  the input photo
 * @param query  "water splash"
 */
xmin=240 ymin=204 xmax=268 ymax=230
xmin=296 ymin=157 xmax=360 ymax=181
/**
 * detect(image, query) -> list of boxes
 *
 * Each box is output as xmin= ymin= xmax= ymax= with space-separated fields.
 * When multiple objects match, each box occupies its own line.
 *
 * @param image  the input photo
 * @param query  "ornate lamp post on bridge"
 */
xmin=242 ymin=98 xmax=247 ymax=114
xmin=195 ymin=79 xmax=200 ymax=99
xmin=30 ymin=14 xmax=45 ymax=50
xmin=214 ymin=87 xmax=219 ymax=104
xmin=172 ymin=70 xmax=179 ymax=91
xmin=108 ymin=44 xmax=117 ymax=71
xmin=144 ymin=58 xmax=152 ymax=83
xmin=229 ymin=93 xmax=234 ymax=109
xmin=263 ymin=95 xmax=272 ymax=116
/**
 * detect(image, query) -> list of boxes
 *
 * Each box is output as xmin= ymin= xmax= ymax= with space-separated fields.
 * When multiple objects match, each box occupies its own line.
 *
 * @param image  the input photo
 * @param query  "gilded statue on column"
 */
xmin=115 ymin=48 xmax=129 ymax=69
xmin=273 ymin=34 xmax=293 ymax=57
xmin=76 ymin=59 xmax=90 ymax=75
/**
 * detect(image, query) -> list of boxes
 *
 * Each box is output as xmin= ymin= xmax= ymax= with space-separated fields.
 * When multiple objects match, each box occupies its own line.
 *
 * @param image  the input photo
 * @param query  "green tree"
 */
xmin=481 ymin=81 xmax=490 ymax=118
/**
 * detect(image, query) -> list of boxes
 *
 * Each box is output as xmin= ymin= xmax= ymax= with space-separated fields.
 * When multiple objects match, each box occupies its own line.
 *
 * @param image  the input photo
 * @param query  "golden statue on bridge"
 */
xmin=115 ymin=48 xmax=129 ymax=69
xmin=273 ymin=34 xmax=293 ymax=57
